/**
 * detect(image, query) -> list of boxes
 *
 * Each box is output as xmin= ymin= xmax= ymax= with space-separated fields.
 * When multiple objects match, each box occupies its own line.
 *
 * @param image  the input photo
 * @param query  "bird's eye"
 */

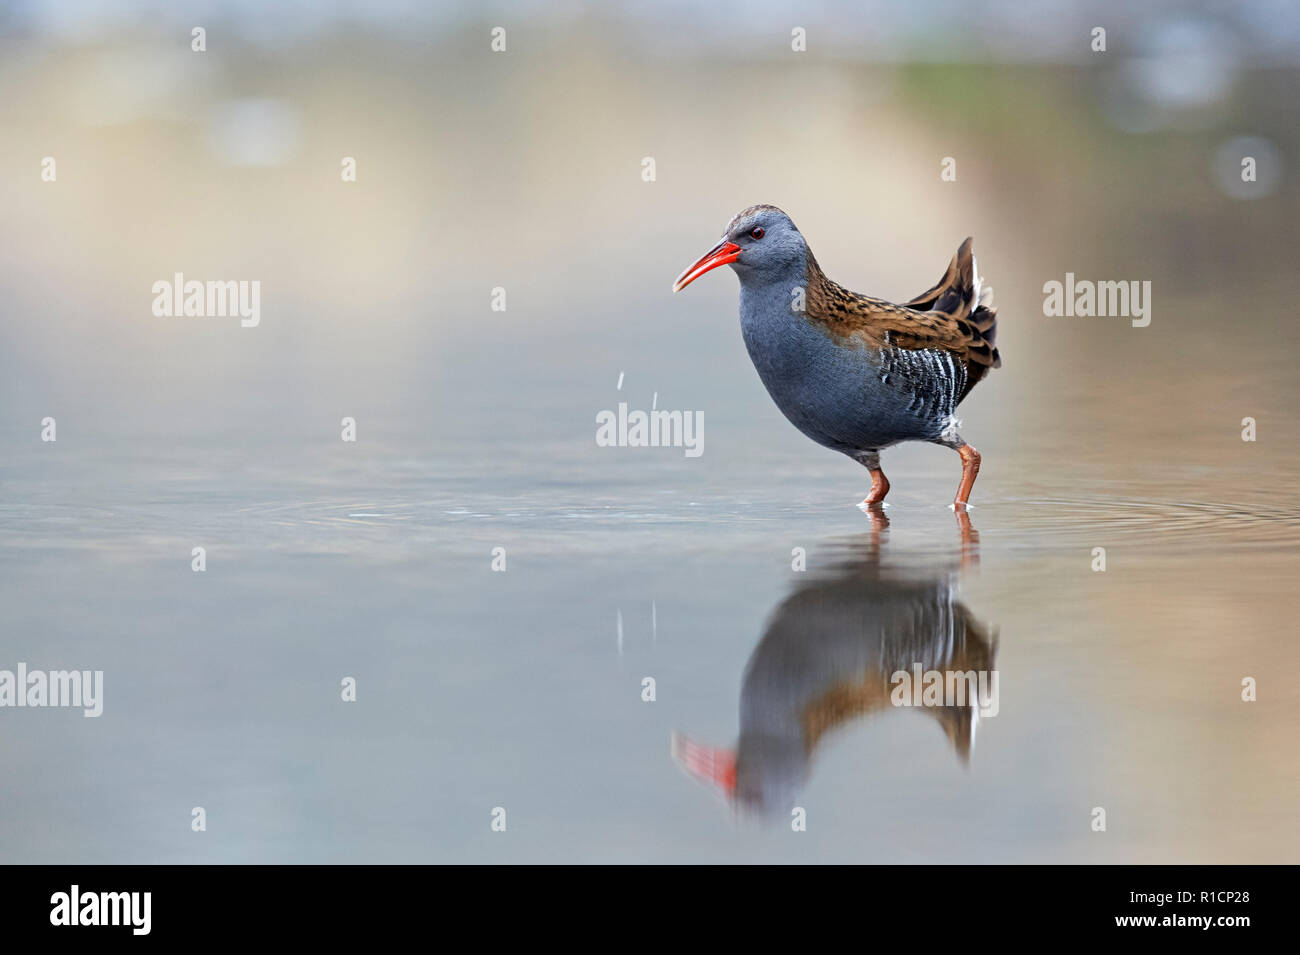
xmin=750 ymin=227 xmax=765 ymax=240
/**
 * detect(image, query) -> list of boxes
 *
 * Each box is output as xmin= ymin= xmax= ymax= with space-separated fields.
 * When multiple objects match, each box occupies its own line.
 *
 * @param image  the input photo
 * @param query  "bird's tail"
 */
xmin=906 ymin=237 xmax=1000 ymax=370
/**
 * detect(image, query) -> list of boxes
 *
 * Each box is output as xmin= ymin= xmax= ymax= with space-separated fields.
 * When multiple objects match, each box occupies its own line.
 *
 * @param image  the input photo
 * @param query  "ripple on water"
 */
xmin=1000 ymin=494 xmax=1300 ymax=552
xmin=3 ymin=490 xmax=1298 ymax=559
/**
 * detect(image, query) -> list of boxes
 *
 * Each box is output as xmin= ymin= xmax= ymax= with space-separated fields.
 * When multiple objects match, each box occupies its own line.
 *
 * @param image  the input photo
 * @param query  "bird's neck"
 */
xmin=738 ymin=247 xmax=816 ymax=317
xmin=737 ymin=247 xmax=846 ymax=321
xmin=802 ymin=249 xmax=869 ymax=317
xmin=802 ymin=248 xmax=831 ymax=295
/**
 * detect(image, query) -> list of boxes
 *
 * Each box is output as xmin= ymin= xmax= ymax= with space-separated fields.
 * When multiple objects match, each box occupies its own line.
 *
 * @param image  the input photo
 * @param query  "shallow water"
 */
xmin=1 ymin=429 xmax=1297 ymax=863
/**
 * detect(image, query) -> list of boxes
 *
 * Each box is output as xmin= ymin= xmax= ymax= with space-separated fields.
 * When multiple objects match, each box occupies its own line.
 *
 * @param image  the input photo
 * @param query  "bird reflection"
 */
xmin=673 ymin=509 xmax=996 ymax=817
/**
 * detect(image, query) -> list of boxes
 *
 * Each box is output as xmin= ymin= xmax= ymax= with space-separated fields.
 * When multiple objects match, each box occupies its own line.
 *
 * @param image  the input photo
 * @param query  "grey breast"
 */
xmin=743 ymin=311 xmax=962 ymax=452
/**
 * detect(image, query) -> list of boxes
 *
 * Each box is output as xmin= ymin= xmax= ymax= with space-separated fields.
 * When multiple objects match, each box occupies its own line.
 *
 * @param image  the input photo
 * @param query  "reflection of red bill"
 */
xmin=671 ymin=732 xmax=736 ymax=796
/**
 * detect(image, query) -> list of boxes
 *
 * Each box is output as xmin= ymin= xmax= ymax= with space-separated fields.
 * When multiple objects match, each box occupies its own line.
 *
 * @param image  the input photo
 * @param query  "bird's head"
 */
xmin=672 ymin=204 xmax=806 ymax=292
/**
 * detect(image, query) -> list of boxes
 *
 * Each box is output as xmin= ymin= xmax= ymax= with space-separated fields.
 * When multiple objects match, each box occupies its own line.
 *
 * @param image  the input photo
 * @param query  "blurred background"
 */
xmin=1 ymin=0 xmax=1298 ymax=863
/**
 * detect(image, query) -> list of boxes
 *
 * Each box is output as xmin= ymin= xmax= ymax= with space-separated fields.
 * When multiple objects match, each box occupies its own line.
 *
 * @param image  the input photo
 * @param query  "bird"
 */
xmin=672 ymin=517 xmax=997 ymax=816
xmin=672 ymin=204 xmax=1000 ymax=508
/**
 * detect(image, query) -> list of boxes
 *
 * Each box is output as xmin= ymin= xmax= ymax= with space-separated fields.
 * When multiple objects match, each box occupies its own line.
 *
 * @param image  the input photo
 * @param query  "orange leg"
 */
xmin=863 ymin=467 xmax=891 ymax=506
xmin=954 ymin=444 xmax=981 ymax=508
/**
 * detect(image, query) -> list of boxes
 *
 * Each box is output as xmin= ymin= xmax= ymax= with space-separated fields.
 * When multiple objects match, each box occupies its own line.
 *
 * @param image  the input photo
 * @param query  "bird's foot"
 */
xmin=953 ymin=444 xmax=981 ymax=507
xmin=861 ymin=467 xmax=890 ymax=506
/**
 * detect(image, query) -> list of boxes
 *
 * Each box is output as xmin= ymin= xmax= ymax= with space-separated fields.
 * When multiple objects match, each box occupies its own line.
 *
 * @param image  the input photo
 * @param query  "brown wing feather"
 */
xmin=804 ymin=238 xmax=1000 ymax=402
xmin=904 ymin=239 xmax=968 ymax=313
